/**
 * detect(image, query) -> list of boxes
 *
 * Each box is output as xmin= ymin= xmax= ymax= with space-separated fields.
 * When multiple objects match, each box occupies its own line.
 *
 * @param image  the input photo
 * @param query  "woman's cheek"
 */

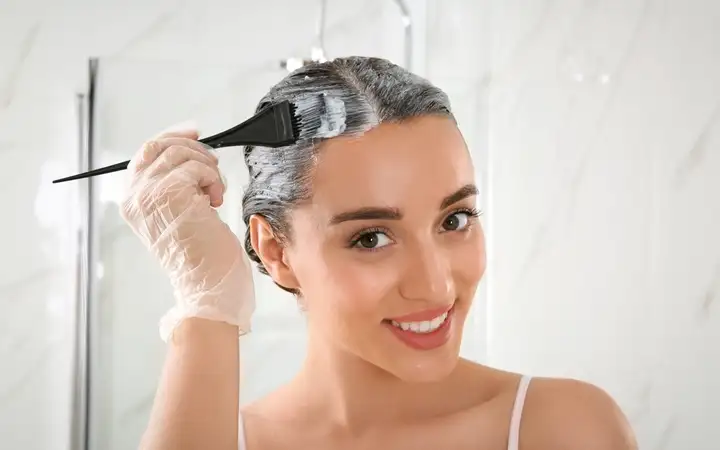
xmin=332 ymin=256 xmax=399 ymax=314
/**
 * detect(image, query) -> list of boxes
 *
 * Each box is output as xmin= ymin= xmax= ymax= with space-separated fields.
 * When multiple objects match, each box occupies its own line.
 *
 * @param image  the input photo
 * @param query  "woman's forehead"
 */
xmin=307 ymin=117 xmax=475 ymax=214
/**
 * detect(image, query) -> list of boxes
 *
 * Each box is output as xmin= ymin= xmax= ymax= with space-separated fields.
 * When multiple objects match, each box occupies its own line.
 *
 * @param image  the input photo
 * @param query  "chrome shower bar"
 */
xmin=392 ymin=0 xmax=413 ymax=71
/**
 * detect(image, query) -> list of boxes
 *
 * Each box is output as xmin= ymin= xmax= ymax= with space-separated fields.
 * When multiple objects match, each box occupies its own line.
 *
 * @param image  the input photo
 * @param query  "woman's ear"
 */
xmin=249 ymin=215 xmax=299 ymax=291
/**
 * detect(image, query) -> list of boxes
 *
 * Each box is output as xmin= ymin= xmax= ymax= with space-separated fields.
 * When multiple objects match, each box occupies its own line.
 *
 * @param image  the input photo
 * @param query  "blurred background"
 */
xmin=1 ymin=0 xmax=719 ymax=448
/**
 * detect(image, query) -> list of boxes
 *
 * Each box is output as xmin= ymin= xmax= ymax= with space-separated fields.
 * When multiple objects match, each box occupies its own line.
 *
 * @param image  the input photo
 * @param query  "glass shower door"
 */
xmin=87 ymin=58 xmax=308 ymax=450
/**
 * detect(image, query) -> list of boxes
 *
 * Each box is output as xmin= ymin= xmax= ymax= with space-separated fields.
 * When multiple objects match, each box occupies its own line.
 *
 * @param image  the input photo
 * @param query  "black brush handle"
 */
xmin=52 ymin=135 xmax=221 ymax=184
xmin=52 ymin=160 xmax=131 ymax=183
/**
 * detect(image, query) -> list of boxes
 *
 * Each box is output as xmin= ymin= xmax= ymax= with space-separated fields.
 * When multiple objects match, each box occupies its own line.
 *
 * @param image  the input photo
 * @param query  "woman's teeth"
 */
xmin=390 ymin=311 xmax=449 ymax=334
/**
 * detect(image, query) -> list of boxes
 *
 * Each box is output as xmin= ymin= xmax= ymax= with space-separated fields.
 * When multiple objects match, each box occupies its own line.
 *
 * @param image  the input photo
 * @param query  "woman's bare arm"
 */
xmin=140 ymin=318 xmax=240 ymax=450
xmin=120 ymin=128 xmax=255 ymax=449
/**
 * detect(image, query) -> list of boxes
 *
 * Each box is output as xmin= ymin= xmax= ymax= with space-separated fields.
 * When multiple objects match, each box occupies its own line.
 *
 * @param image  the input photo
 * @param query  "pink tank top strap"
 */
xmin=507 ymin=375 xmax=533 ymax=450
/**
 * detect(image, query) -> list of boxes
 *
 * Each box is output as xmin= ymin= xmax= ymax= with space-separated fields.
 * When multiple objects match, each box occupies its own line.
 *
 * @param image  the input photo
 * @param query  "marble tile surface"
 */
xmin=484 ymin=0 xmax=720 ymax=448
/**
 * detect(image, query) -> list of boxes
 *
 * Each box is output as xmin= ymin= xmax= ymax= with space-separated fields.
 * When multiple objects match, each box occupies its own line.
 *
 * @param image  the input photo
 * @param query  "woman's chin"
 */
xmin=387 ymin=350 xmax=462 ymax=383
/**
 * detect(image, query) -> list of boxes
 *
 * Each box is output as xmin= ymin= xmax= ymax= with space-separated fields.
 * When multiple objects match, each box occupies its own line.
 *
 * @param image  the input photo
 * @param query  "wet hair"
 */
xmin=242 ymin=56 xmax=455 ymax=294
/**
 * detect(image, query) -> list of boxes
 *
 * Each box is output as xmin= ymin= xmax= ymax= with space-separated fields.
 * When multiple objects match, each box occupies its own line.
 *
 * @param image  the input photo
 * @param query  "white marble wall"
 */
xmin=1 ymin=3 xmax=89 ymax=450
xmin=483 ymin=0 xmax=720 ymax=449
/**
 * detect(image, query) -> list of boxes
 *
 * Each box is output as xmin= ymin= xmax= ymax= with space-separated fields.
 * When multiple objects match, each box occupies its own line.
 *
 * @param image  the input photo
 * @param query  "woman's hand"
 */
xmin=120 ymin=127 xmax=255 ymax=341
xmin=122 ymin=127 xmax=251 ymax=449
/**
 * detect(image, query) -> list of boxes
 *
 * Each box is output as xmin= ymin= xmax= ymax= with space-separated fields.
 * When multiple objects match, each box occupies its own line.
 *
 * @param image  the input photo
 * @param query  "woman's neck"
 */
xmin=288 ymin=335 xmax=470 ymax=433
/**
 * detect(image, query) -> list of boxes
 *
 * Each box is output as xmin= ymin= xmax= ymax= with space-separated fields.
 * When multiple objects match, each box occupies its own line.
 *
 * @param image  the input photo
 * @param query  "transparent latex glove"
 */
xmin=120 ymin=127 xmax=255 ymax=342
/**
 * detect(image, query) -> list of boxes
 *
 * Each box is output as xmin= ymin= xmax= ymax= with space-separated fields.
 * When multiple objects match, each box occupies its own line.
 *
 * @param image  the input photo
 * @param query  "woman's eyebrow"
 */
xmin=328 ymin=184 xmax=478 ymax=225
xmin=329 ymin=207 xmax=402 ymax=225
xmin=440 ymin=184 xmax=479 ymax=209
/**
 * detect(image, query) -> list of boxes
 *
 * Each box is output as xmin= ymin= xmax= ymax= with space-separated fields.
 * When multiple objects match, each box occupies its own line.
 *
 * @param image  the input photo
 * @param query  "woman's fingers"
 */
xmin=130 ymin=130 xmax=217 ymax=174
xmin=126 ymin=128 xmax=226 ymax=208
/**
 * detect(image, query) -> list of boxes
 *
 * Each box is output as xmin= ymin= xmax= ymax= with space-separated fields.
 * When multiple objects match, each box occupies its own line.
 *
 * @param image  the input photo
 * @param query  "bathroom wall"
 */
xmin=483 ymin=1 xmax=720 ymax=449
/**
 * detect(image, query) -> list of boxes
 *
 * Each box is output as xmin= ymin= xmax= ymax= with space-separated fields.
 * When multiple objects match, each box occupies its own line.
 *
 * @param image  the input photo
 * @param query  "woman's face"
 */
xmin=285 ymin=115 xmax=486 ymax=382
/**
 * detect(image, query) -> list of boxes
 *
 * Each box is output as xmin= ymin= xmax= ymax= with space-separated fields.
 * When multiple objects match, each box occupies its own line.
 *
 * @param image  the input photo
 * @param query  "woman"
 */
xmin=122 ymin=57 xmax=637 ymax=449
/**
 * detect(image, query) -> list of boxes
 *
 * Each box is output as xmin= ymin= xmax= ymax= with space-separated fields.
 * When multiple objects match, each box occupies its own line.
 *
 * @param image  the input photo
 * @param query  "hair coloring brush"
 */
xmin=52 ymin=101 xmax=302 ymax=184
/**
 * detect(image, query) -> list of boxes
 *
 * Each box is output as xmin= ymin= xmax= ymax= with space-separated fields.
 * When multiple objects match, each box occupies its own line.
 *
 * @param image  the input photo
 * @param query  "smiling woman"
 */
xmin=129 ymin=56 xmax=637 ymax=450
xmin=236 ymin=57 xmax=637 ymax=449
xmin=249 ymin=111 xmax=483 ymax=384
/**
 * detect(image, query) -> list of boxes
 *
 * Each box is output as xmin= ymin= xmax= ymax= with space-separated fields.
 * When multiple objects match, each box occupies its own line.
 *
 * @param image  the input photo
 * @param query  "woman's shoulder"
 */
xmin=458 ymin=361 xmax=637 ymax=449
xmin=518 ymin=376 xmax=638 ymax=450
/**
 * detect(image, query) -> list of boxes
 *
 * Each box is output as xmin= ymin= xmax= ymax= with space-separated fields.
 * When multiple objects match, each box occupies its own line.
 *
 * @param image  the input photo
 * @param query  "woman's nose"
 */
xmin=398 ymin=244 xmax=455 ymax=304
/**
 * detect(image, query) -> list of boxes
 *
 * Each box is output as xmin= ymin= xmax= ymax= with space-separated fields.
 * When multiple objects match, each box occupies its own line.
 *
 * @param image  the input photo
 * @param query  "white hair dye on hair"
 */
xmin=242 ymin=56 xmax=455 ymax=294
xmin=293 ymin=93 xmax=347 ymax=139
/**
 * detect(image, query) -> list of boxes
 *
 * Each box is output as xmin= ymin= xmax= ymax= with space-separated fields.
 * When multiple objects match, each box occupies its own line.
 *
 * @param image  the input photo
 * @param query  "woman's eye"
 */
xmin=353 ymin=231 xmax=392 ymax=250
xmin=442 ymin=211 xmax=471 ymax=231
